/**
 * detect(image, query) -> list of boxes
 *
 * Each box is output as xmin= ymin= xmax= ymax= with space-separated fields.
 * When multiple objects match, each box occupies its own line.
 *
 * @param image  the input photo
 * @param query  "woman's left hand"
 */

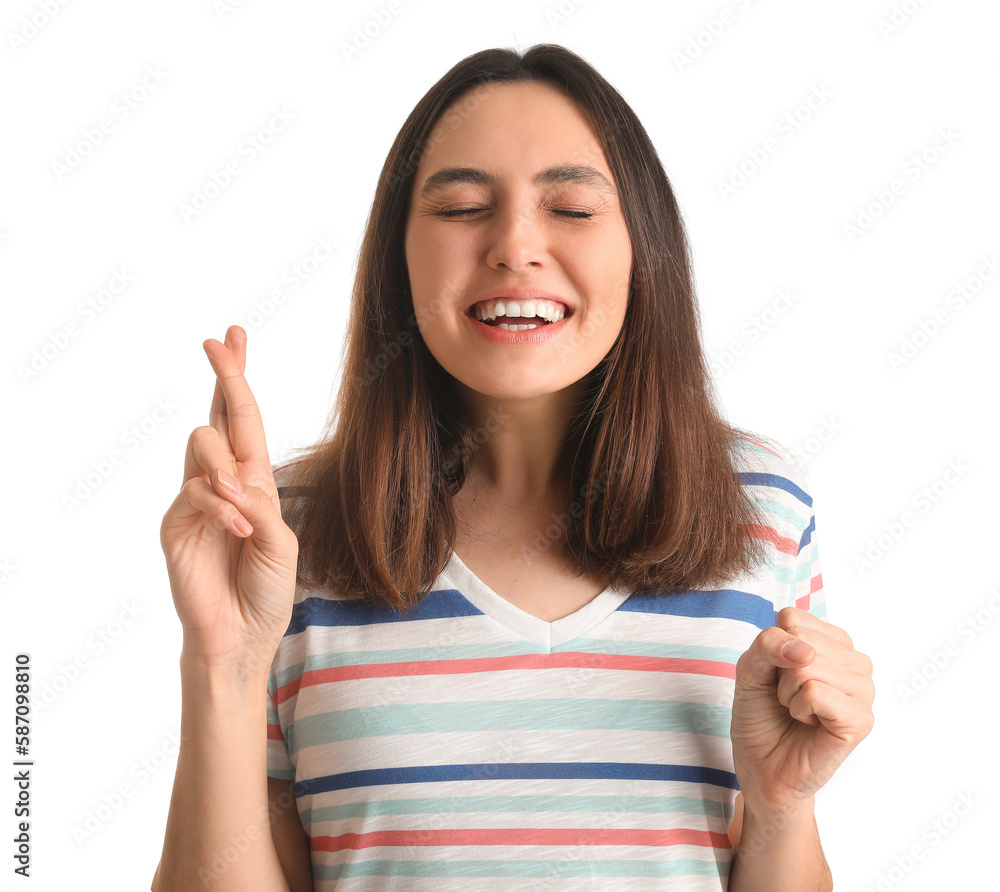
xmin=730 ymin=607 xmax=876 ymax=817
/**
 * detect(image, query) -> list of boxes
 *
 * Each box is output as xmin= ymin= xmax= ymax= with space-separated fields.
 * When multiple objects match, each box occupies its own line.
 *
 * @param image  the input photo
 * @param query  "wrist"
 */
xmin=731 ymin=795 xmax=831 ymax=892
xmin=179 ymin=642 xmax=276 ymax=687
xmin=737 ymin=797 xmax=817 ymax=856
xmin=739 ymin=793 xmax=817 ymax=837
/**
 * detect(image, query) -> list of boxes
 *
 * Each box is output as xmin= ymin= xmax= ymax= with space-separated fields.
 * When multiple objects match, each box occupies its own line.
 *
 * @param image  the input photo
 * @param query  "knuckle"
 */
xmin=857 ymin=651 xmax=874 ymax=676
xmin=776 ymin=614 xmax=805 ymax=639
xmin=180 ymin=476 xmax=206 ymax=497
xmin=764 ymin=626 xmax=787 ymax=649
xmin=243 ymin=480 xmax=268 ymax=505
xmin=860 ymin=675 xmax=876 ymax=702
xmin=189 ymin=424 xmax=218 ymax=447
xmin=227 ymin=398 xmax=259 ymax=418
xmin=800 ymin=677 xmax=822 ymax=696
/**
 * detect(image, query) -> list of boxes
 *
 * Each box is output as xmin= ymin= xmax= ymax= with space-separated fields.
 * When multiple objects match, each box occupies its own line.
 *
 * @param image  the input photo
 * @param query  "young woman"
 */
xmin=152 ymin=44 xmax=874 ymax=892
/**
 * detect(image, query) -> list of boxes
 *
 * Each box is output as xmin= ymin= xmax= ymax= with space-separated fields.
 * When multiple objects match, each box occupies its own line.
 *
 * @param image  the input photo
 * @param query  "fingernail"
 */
xmin=218 ymin=470 xmax=243 ymax=495
xmin=782 ymin=640 xmax=812 ymax=662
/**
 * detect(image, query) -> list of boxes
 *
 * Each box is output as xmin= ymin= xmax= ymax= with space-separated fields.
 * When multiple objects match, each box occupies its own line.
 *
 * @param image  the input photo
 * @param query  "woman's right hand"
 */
xmin=160 ymin=325 xmax=299 ymax=672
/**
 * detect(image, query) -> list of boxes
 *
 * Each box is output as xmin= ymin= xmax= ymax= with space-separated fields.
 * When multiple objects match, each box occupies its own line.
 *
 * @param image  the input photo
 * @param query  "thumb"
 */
xmin=735 ymin=626 xmax=815 ymax=690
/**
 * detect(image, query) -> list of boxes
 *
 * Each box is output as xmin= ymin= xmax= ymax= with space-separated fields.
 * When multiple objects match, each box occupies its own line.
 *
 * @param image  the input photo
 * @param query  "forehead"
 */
xmin=412 ymin=81 xmax=614 ymax=188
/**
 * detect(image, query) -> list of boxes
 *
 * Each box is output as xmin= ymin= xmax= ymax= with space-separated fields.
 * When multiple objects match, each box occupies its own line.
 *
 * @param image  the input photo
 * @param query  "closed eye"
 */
xmin=436 ymin=207 xmax=594 ymax=219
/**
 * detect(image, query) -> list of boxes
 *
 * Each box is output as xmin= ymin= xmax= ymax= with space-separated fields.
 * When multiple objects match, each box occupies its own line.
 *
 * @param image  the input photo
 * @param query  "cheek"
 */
xmin=579 ymin=245 xmax=631 ymax=312
xmin=406 ymin=236 xmax=440 ymax=310
xmin=408 ymin=228 xmax=464 ymax=292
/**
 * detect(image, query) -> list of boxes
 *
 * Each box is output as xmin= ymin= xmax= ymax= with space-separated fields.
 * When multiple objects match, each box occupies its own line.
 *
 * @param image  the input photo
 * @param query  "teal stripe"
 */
xmin=810 ymin=601 xmax=828 ymax=620
xmin=773 ymin=566 xmax=794 ymax=586
xmin=750 ymin=497 xmax=808 ymax=531
xmin=315 ymin=857 xmax=729 ymax=880
xmin=732 ymin=439 xmax=773 ymax=460
xmin=291 ymin=698 xmax=732 ymax=748
xmin=556 ymin=638 xmax=744 ymax=663
xmin=273 ymin=661 xmax=306 ymax=690
xmin=299 ymin=793 xmax=729 ymax=827
xmin=792 ymin=564 xmax=814 ymax=588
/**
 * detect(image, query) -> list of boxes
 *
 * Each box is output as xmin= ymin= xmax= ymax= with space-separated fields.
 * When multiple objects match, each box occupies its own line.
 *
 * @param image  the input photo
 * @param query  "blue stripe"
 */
xmin=739 ymin=472 xmax=812 ymax=508
xmin=799 ymin=514 xmax=815 ymax=552
xmin=276 ymin=485 xmax=313 ymax=498
xmin=620 ymin=589 xmax=777 ymax=630
xmin=284 ymin=588 xmax=483 ymax=636
xmin=296 ymin=761 xmax=739 ymax=796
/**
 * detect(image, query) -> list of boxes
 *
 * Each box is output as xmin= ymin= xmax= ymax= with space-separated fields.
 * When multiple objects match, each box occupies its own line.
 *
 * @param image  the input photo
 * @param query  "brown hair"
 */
xmin=277 ymin=43 xmax=767 ymax=610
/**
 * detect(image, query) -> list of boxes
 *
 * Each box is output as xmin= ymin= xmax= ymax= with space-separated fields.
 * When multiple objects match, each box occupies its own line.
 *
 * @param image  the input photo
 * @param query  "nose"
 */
xmin=485 ymin=201 xmax=544 ymax=272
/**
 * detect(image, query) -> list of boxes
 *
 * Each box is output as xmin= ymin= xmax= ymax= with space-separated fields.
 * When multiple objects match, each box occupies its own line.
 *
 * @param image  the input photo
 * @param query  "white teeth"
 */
xmin=497 ymin=322 xmax=543 ymax=331
xmin=472 ymin=298 xmax=567 ymax=324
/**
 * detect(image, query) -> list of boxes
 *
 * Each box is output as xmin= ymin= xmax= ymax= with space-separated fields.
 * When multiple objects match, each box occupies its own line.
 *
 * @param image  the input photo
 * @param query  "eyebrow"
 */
xmin=417 ymin=164 xmax=617 ymax=197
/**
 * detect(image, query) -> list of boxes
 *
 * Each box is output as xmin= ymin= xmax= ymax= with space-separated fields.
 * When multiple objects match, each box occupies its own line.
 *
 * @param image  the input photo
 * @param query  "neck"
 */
xmin=453 ymin=379 xmax=586 ymax=510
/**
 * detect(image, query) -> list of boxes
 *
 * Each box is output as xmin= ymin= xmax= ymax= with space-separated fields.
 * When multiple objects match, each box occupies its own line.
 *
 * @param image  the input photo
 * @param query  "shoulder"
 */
xmin=270 ymin=458 xmax=306 ymax=493
xmin=269 ymin=458 xmax=353 ymax=610
xmin=729 ymin=433 xmax=815 ymax=520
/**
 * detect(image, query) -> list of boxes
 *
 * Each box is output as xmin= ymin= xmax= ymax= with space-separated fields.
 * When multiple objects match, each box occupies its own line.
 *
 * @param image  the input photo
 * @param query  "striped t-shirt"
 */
xmin=266 ymin=437 xmax=826 ymax=890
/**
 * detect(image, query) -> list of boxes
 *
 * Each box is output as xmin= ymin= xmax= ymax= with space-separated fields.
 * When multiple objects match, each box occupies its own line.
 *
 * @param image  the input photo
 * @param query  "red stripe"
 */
xmin=745 ymin=524 xmax=798 ymax=555
xmin=738 ymin=436 xmax=783 ymax=459
xmin=281 ymin=653 xmax=734 ymax=700
xmin=276 ymin=676 xmax=303 ymax=705
xmin=795 ymin=573 xmax=824 ymax=611
xmin=267 ymin=723 xmax=285 ymax=741
xmin=312 ymin=826 xmax=731 ymax=851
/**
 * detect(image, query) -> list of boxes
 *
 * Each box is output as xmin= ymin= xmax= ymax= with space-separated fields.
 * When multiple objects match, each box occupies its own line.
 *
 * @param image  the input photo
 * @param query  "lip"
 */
xmin=463 ymin=307 xmax=571 ymax=345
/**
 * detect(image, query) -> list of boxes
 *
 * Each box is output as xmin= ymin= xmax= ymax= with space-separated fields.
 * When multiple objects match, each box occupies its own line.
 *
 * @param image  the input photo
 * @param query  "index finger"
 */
xmin=776 ymin=606 xmax=854 ymax=650
xmin=202 ymin=325 xmax=270 ymax=469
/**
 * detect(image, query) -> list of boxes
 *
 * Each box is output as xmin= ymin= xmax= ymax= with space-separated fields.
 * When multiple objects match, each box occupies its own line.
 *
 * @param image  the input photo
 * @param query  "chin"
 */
xmin=459 ymin=377 xmax=576 ymax=402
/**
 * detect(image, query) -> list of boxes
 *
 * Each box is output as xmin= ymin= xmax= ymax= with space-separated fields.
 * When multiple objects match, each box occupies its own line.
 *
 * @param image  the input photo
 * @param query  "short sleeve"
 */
xmin=266 ymin=670 xmax=295 ymax=780
xmin=791 ymin=480 xmax=828 ymax=622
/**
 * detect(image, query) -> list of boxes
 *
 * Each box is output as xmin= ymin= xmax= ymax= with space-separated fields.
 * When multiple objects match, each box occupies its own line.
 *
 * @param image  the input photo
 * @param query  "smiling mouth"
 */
xmin=468 ymin=297 xmax=572 ymax=329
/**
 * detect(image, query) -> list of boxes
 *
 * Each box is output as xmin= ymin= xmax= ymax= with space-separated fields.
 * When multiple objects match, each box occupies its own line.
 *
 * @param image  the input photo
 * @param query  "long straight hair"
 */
xmin=278 ymin=44 xmax=767 ymax=610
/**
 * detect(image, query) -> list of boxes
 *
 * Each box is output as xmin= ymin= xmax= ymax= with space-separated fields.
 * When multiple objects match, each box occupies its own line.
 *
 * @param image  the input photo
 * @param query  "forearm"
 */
xmin=728 ymin=797 xmax=832 ymax=892
xmin=151 ymin=651 xmax=291 ymax=892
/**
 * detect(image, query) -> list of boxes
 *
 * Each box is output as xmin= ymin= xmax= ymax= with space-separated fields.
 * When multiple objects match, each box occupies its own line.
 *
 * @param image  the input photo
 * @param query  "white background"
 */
xmin=2 ymin=0 xmax=997 ymax=889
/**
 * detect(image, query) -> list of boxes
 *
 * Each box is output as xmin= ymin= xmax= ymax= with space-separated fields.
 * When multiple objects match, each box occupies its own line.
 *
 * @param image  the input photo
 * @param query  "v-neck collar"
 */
xmin=439 ymin=549 xmax=632 ymax=649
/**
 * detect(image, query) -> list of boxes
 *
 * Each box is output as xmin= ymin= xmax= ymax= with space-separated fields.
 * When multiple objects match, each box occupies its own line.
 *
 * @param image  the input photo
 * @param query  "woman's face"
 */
xmin=404 ymin=81 xmax=633 ymax=404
